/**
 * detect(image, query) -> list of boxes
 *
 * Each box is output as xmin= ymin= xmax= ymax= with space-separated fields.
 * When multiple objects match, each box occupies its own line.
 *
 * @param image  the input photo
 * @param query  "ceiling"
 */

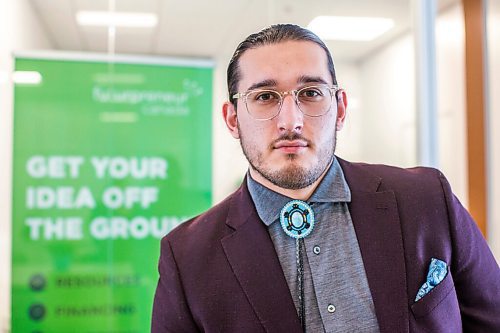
xmin=29 ymin=0 xmax=459 ymax=63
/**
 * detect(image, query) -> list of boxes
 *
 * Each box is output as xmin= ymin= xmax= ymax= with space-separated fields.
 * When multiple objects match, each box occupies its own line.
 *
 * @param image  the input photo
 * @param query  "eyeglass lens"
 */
xmin=245 ymin=86 xmax=334 ymax=120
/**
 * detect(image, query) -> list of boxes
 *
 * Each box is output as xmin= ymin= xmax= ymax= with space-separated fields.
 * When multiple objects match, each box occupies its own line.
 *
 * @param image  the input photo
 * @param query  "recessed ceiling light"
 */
xmin=76 ymin=11 xmax=158 ymax=28
xmin=13 ymin=71 xmax=42 ymax=85
xmin=308 ymin=16 xmax=394 ymax=41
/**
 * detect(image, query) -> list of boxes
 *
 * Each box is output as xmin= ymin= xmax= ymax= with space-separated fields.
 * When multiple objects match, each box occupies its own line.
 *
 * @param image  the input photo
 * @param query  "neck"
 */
xmin=249 ymin=161 xmax=333 ymax=201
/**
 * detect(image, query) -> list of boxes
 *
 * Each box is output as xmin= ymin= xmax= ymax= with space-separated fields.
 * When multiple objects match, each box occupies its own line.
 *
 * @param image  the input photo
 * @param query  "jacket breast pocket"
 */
xmin=410 ymin=270 xmax=457 ymax=318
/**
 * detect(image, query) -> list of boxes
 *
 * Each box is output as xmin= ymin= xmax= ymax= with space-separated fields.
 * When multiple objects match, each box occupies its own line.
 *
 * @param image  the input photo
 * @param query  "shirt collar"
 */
xmin=247 ymin=157 xmax=351 ymax=227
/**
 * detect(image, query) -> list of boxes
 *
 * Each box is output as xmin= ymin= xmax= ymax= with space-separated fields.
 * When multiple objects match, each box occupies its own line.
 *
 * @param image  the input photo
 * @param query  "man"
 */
xmin=152 ymin=24 xmax=500 ymax=332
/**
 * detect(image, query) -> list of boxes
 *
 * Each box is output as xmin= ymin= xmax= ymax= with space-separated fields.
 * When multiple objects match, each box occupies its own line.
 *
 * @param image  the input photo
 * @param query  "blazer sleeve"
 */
xmin=151 ymin=237 xmax=199 ymax=333
xmin=439 ymin=173 xmax=500 ymax=331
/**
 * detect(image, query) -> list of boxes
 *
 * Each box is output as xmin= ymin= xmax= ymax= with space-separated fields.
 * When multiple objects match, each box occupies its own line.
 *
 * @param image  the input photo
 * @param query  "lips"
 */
xmin=274 ymin=140 xmax=308 ymax=149
xmin=273 ymin=140 xmax=308 ymax=154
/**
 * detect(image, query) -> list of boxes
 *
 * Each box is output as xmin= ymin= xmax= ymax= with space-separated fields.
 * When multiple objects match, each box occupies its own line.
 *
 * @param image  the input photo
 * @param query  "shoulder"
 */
xmin=164 ymin=188 xmax=237 ymax=245
xmin=338 ymin=158 xmax=460 ymax=234
xmin=338 ymin=157 xmax=448 ymax=195
xmin=159 ymin=183 xmax=249 ymax=263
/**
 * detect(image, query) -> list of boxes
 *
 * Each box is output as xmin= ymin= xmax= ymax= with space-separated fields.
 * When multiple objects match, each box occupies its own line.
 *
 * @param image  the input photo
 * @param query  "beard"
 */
xmin=238 ymin=122 xmax=337 ymax=190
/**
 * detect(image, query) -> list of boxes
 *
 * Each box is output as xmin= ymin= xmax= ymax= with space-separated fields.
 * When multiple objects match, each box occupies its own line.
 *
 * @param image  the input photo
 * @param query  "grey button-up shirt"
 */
xmin=247 ymin=158 xmax=380 ymax=332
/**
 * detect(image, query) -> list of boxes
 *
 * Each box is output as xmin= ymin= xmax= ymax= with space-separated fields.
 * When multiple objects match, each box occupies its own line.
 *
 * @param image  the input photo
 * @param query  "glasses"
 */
xmin=232 ymin=84 xmax=338 ymax=121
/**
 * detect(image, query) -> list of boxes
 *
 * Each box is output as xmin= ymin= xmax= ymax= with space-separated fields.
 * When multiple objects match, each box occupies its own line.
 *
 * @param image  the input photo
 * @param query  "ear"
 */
xmin=335 ymin=89 xmax=347 ymax=131
xmin=222 ymin=101 xmax=240 ymax=139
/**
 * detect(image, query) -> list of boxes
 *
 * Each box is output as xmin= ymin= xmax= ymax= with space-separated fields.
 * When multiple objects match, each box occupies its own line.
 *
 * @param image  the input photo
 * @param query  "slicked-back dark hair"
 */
xmin=227 ymin=24 xmax=337 ymax=106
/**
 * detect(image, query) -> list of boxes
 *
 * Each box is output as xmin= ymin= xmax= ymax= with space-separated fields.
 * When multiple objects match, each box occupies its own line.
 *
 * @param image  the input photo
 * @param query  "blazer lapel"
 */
xmin=221 ymin=181 xmax=302 ymax=333
xmin=339 ymin=158 xmax=409 ymax=333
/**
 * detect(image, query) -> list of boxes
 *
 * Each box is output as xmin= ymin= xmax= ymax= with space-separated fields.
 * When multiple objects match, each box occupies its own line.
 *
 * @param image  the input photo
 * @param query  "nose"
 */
xmin=276 ymin=94 xmax=303 ymax=133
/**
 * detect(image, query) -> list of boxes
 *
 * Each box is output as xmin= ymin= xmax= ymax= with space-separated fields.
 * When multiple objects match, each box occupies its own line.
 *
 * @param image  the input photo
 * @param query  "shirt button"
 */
xmin=327 ymin=304 xmax=336 ymax=313
xmin=313 ymin=246 xmax=321 ymax=255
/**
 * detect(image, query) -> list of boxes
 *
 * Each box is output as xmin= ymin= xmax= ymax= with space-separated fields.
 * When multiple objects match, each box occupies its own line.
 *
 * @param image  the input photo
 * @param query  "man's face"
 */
xmin=223 ymin=40 xmax=346 ymax=190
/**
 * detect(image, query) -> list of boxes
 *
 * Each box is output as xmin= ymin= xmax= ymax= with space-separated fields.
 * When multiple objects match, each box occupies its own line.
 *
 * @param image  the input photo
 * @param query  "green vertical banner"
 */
xmin=12 ymin=54 xmax=213 ymax=332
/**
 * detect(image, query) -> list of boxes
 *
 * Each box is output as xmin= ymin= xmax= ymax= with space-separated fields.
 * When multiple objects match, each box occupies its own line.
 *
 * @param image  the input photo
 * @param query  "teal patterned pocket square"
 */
xmin=415 ymin=258 xmax=448 ymax=302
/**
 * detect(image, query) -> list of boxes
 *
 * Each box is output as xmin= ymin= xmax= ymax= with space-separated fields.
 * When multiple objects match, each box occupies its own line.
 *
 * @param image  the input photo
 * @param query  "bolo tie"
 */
xmin=279 ymin=200 xmax=315 ymax=331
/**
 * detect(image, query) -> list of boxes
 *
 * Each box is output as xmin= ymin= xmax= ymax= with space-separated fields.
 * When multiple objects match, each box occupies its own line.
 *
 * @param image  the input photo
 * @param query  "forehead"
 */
xmin=237 ymin=40 xmax=331 ymax=91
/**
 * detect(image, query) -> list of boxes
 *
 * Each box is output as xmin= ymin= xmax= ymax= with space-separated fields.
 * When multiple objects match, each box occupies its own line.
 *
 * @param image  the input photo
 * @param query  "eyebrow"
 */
xmin=245 ymin=75 xmax=329 ymax=92
xmin=247 ymin=79 xmax=278 ymax=91
xmin=297 ymin=75 xmax=329 ymax=85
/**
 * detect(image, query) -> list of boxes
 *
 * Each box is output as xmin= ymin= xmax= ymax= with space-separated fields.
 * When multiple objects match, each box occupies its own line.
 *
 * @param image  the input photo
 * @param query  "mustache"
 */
xmin=269 ymin=132 xmax=312 ymax=148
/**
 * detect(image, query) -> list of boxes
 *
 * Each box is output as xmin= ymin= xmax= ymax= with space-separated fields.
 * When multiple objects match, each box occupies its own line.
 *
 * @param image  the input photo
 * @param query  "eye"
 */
xmin=251 ymin=91 xmax=280 ymax=104
xmin=257 ymin=92 xmax=273 ymax=101
xmin=299 ymin=87 xmax=323 ymax=98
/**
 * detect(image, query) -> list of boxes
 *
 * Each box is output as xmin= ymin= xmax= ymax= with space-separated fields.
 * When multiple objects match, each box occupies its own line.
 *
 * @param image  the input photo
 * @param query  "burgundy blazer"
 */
xmin=152 ymin=158 xmax=500 ymax=332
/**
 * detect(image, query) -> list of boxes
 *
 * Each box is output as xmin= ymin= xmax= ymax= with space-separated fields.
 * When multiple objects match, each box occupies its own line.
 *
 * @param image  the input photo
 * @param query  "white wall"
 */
xmin=351 ymin=3 xmax=469 ymax=206
xmin=357 ymin=34 xmax=418 ymax=167
xmin=0 ymin=0 xmax=52 ymax=331
xmin=335 ymin=61 xmax=364 ymax=162
xmin=487 ymin=0 xmax=500 ymax=261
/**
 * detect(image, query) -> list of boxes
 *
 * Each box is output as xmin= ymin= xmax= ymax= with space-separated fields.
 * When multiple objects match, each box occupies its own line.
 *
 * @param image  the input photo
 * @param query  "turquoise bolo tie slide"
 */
xmin=280 ymin=199 xmax=315 ymax=330
xmin=280 ymin=200 xmax=315 ymax=239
